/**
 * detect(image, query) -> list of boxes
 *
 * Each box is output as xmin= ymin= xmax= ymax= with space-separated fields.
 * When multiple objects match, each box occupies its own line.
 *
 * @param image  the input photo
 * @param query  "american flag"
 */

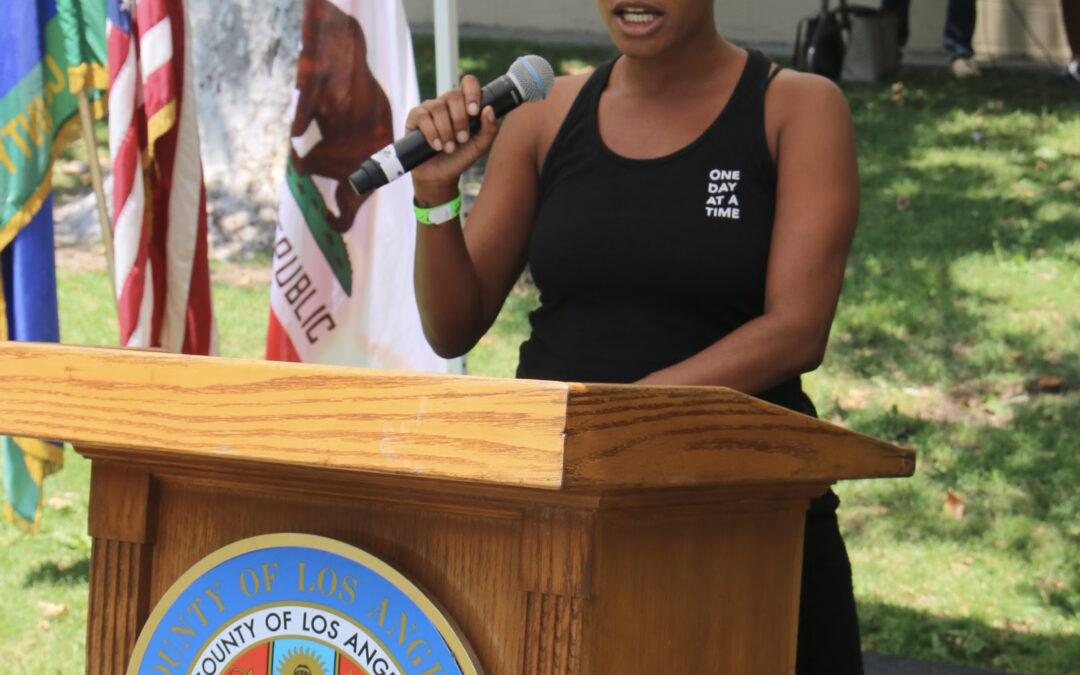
xmin=106 ymin=0 xmax=216 ymax=354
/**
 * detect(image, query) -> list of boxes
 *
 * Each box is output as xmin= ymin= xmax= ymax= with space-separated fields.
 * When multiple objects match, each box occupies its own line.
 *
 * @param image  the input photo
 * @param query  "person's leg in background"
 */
xmin=944 ymin=0 xmax=980 ymax=77
xmin=880 ymin=0 xmax=911 ymax=50
xmin=1062 ymin=0 xmax=1080 ymax=82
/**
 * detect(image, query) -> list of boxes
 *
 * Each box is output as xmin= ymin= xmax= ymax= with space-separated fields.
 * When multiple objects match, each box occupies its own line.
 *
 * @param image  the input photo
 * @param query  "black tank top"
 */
xmin=517 ymin=50 xmax=811 ymax=413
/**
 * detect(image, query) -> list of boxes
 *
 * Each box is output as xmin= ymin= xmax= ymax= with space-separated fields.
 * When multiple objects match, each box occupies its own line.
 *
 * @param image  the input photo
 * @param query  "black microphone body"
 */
xmin=348 ymin=57 xmax=552 ymax=196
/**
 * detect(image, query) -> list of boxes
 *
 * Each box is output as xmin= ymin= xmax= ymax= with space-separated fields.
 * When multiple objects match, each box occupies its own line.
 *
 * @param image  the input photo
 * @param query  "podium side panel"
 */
xmin=520 ymin=507 xmax=594 ymax=673
xmin=87 ymin=538 xmax=153 ymax=675
xmin=584 ymin=500 xmax=807 ymax=674
xmin=85 ymin=462 xmax=154 ymax=675
xmin=523 ymin=592 xmax=584 ymax=675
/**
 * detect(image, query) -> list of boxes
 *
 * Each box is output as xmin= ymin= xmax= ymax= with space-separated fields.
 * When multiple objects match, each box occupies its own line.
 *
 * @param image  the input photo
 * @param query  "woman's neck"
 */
xmin=614 ymin=31 xmax=738 ymax=98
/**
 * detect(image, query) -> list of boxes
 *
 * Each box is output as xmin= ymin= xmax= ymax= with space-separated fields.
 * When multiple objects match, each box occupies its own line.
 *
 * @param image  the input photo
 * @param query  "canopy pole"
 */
xmin=433 ymin=0 xmax=464 ymax=374
xmin=433 ymin=0 xmax=459 ymax=95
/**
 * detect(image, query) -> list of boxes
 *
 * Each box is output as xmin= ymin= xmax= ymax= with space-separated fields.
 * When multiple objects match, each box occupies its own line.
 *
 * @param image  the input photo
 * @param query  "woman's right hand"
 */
xmin=408 ymin=74 xmax=500 ymax=204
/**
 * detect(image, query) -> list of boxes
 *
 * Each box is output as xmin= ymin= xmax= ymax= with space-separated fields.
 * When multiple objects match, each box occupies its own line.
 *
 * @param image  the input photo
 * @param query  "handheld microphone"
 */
xmin=348 ymin=55 xmax=554 ymax=196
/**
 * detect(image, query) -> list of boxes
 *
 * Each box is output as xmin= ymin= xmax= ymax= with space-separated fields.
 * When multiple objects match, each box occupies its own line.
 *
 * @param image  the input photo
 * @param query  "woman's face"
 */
xmin=594 ymin=0 xmax=715 ymax=58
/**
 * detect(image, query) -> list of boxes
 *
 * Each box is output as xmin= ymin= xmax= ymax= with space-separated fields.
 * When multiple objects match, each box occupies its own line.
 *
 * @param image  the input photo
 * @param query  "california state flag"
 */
xmin=266 ymin=0 xmax=446 ymax=371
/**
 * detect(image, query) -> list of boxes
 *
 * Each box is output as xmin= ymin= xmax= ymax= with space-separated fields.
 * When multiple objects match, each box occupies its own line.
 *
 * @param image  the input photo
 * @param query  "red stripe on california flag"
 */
xmin=266 ymin=310 xmax=302 ymax=363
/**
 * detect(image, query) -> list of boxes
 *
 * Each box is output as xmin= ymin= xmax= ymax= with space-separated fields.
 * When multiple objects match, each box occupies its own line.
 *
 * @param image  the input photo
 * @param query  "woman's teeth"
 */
xmin=620 ymin=9 xmax=658 ymax=23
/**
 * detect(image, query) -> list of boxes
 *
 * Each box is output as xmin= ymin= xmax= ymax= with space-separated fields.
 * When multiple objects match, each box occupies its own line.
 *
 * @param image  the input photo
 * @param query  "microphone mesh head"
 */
xmin=507 ymin=55 xmax=555 ymax=102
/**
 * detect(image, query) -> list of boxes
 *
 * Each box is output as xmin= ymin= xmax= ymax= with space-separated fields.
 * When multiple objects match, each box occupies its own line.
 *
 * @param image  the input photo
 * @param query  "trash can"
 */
xmin=842 ymin=7 xmax=900 ymax=81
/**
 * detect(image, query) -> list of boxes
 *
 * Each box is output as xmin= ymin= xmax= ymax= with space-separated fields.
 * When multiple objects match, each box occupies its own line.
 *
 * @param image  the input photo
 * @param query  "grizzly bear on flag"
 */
xmin=289 ymin=0 xmax=394 ymax=234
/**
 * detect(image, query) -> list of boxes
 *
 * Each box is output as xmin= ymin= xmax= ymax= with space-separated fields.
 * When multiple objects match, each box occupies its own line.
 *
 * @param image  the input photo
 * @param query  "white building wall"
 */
xmin=403 ymin=0 xmax=1072 ymax=63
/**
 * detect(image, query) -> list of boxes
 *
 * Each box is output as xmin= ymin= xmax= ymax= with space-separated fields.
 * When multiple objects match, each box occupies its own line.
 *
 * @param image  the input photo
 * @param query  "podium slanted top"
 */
xmin=0 ymin=342 xmax=913 ymax=490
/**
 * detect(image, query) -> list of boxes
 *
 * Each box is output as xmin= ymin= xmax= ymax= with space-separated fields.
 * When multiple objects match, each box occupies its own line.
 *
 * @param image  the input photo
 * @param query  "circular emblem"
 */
xmin=128 ymin=534 xmax=481 ymax=675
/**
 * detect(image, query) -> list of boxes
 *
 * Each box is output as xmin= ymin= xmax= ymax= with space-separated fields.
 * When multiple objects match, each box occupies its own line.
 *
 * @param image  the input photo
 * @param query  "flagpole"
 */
xmin=434 ymin=0 xmax=464 ymax=373
xmin=76 ymin=90 xmax=117 ymax=306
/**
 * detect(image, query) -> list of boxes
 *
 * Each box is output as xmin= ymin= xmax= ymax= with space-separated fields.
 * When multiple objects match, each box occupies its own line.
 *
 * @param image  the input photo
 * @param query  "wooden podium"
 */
xmin=0 ymin=342 xmax=913 ymax=674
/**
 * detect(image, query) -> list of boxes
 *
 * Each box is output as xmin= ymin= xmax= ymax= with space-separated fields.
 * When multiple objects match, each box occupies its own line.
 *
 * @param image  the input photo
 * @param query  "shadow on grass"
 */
xmin=829 ymin=68 xmax=1080 ymax=389
xmin=843 ymin=395 xmax=1080 ymax=620
xmin=24 ymin=556 xmax=90 ymax=587
xmin=860 ymin=600 xmax=1080 ymax=674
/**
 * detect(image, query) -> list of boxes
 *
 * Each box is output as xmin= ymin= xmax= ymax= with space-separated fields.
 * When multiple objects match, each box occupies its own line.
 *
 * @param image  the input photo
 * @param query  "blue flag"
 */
xmin=1 ymin=0 xmax=106 ymax=533
xmin=2 ymin=200 xmax=62 ymax=533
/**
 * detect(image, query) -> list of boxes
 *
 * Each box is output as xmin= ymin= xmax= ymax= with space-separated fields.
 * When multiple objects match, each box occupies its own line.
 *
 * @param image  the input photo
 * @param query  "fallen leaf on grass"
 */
xmin=1038 ymin=376 xmax=1064 ymax=392
xmin=37 ymin=601 xmax=68 ymax=618
xmin=44 ymin=496 xmax=73 ymax=510
xmin=944 ymin=490 xmax=965 ymax=519
xmin=1034 ymin=578 xmax=1067 ymax=592
xmin=957 ymin=395 xmax=980 ymax=409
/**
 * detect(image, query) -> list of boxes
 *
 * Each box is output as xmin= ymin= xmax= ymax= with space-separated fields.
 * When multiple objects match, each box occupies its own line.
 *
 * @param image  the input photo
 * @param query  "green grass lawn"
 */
xmin=3 ymin=37 xmax=1079 ymax=673
xmin=820 ymin=68 xmax=1080 ymax=673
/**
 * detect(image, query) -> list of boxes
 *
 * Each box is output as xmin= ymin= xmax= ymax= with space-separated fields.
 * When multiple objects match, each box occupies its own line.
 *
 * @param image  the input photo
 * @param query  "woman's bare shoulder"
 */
xmin=507 ymin=70 xmax=596 ymax=170
xmin=548 ymin=71 xmax=594 ymax=104
xmin=519 ymin=72 xmax=592 ymax=124
xmin=767 ymin=68 xmax=852 ymax=123
xmin=762 ymin=68 xmax=853 ymax=156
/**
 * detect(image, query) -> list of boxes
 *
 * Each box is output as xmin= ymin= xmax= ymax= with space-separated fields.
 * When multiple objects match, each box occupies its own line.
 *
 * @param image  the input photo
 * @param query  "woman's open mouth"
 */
xmin=613 ymin=5 xmax=664 ymax=35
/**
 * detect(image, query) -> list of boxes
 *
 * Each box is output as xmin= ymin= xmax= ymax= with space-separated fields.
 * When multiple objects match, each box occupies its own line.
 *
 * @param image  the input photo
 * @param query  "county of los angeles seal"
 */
xmin=127 ymin=534 xmax=481 ymax=675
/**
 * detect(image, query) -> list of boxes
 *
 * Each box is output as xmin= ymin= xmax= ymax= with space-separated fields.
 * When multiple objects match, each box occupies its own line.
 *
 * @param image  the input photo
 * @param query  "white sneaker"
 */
xmin=951 ymin=57 xmax=981 ymax=78
xmin=1066 ymin=60 xmax=1080 ymax=84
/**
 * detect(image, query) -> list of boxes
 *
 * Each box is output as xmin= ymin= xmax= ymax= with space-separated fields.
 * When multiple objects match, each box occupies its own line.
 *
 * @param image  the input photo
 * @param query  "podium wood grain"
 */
xmin=0 ymin=342 xmax=911 ymax=488
xmin=0 ymin=342 xmax=914 ymax=674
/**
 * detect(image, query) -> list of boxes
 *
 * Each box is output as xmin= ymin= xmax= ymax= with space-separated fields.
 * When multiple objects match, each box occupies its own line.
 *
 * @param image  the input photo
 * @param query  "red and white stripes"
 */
xmin=106 ymin=0 xmax=216 ymax=355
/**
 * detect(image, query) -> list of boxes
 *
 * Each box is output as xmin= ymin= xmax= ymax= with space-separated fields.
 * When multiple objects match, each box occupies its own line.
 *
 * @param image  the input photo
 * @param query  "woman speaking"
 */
xmin=407 ymin=1 xmax=862 ymax=671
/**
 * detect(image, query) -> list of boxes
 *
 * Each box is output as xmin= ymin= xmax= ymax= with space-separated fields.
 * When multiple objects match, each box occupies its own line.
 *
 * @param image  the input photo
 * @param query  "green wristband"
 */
xmin=414 ymin=192 xmax=462 ymax=226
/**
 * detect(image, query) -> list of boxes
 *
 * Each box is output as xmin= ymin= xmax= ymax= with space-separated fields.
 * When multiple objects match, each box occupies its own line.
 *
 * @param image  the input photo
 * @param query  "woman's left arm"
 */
xmin=638 ymin=72 xmax=859 ymax=391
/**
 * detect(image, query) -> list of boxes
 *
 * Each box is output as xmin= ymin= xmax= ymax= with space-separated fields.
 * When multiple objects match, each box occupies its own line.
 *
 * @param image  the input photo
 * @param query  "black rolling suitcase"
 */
xmin=792 ymin=0 xmax=850 ymax=79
